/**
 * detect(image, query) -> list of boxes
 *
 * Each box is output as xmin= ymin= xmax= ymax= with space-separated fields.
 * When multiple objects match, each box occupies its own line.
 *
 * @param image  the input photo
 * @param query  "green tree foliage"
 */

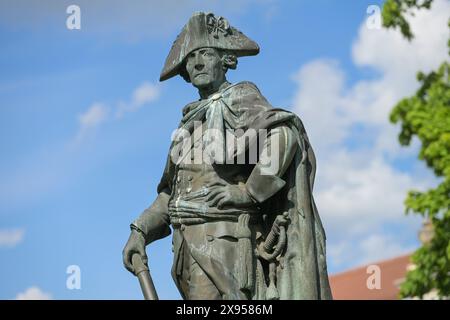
xmin=382 ymin=0 xmax=450 ymax=298
xmin=382 ymin=0 xmax=433 ymax=40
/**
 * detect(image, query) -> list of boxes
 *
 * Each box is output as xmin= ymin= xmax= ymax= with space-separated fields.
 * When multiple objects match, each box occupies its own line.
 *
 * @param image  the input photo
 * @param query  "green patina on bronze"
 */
xmin=123 ymin=11 xmax=332 ymax=300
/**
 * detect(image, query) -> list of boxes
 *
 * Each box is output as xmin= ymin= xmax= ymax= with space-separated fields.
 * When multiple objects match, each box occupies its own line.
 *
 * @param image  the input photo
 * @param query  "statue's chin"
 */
xmin=192 ymin=77 xmax=212 ymax=89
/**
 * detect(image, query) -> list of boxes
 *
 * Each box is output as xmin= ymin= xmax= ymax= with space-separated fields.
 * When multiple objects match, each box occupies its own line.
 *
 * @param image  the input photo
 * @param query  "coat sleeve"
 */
xmin=245 ymin=125 xmax=298 ymax=203
xmin=131 ymin=188 xmax=172 ymax=245
xmin=130 ymin=152 xmax=174 ymax=245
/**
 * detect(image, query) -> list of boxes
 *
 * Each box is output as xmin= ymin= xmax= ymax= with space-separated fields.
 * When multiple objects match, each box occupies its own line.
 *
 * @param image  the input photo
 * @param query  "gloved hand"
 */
xmin=206 ymin=180 xmax=256 ymax=209
xmin=122 ymin=228 xmax=147 ymax=275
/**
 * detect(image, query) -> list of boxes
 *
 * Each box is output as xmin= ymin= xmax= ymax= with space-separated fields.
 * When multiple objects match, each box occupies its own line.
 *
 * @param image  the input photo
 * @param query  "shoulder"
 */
xmin=225 ymin=81 xmax=264 ymax=98
xmin=224 ymin=81 xmax=271 ymax=111
xmin=232 ymin=80 xmax=261 ymax=91
xmin=181 ymin=100 xmax=202 ymax=116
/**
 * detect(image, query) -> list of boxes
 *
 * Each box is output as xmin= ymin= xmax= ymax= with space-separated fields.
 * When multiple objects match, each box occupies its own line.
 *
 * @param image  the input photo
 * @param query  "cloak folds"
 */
xmin=156 ymin=81 xmax=332 ymax=300
xmin=248 ymin=108 xmax=333 ymax=300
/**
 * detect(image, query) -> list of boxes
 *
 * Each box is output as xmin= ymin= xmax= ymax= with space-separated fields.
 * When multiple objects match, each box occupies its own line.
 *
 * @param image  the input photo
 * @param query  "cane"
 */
xmin=132 ymin=253 xmax=159 ymax=300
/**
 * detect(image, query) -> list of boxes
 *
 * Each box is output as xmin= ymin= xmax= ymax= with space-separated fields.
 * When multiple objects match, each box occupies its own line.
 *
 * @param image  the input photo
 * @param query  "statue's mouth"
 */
xmin=195 ymin=73 xmax=208 ymax=78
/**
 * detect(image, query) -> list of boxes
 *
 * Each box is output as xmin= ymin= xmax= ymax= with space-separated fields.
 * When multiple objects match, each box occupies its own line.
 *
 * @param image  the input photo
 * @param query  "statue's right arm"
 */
xmin=123 ymin=188 xmax=171 ymax=275
xmin=130 ymin=188 xmax=172 ymax=245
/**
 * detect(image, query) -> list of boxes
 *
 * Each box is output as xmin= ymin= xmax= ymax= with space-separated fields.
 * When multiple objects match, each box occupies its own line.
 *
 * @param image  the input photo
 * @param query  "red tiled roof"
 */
xmin=329 ymin=254 xmax=412 ymax=300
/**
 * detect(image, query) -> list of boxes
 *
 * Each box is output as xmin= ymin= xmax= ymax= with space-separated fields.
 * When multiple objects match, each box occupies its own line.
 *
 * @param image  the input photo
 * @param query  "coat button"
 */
xmin=181 ymin=224 xmax=186 ymax=231
xmin=177 ymin=176 xmax=181 ymax=183
xmin=187 ymin=175 xmax=193 ymax=181
xmin=206 ymin=235 xmax=214 ymax=242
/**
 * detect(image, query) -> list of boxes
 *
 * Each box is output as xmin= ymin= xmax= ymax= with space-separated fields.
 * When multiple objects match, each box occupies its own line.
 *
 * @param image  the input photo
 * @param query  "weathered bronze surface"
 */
xmin=123 ymin=12 xmax=332 ymax=300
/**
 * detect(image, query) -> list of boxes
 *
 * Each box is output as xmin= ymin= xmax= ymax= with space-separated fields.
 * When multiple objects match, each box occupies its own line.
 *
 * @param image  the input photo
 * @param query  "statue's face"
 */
xmin=185 ymin=47 xmax=225 ymax=89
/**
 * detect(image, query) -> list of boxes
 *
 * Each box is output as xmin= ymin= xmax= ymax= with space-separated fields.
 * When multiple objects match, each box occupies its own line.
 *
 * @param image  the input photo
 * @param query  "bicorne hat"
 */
xmin=159 ymin=12 xmax=260 ymax=81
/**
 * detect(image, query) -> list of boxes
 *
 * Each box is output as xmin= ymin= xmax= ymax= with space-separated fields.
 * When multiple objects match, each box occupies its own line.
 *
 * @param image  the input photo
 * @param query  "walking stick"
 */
xmin=132 ymin=253 xmax=159 ymax=300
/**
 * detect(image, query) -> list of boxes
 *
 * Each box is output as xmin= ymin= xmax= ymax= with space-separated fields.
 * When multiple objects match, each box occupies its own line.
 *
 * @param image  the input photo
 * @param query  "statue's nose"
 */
xmin=194 ymin=55 xmax=205 ymax=71
xmin=194 ymin=63 xmax=204 ymax=71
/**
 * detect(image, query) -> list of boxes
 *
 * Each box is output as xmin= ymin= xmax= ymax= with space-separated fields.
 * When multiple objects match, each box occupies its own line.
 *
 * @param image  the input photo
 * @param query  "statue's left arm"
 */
xmin=245 ymin=125 xmax=298 ymax=203
xmin=207 ymin=125 xmax=298 ymax=208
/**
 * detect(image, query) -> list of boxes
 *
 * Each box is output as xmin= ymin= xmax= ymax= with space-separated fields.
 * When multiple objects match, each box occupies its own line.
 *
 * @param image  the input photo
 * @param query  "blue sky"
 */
xmin=1 ymin=0 xmax=448 ymax=299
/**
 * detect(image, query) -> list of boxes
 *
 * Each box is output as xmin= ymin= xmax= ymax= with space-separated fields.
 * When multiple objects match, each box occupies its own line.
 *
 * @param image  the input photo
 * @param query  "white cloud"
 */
xmin=0 ymin=228 xmax=25 ymax=248
xmin=79 ymin=103 xmax=109 ymax=129
xmin=133 ymin=82 xmax=160 ymax=106
xmin=358 ymin=233 xmax=415 ymax=264
xmin=75 ymin=102 xmax=109 ymax=143
xmin=291 ymin=0 xmax=449 ymax=271
xmin=0 ymin=80 xmax=162 ymax=206
xmin=116 ymin=82 xmax=160 ymax=118
xmin=316 ymin=152 xmax=420 ymax=232
xmin=353 ymin=0 xmax=449 ymax=77
xmin=16 ymin=287 xmax=52 ymax=300
xmin=328 ymin=233 xmax=416 ymax=268
xmin=349 ymin=0 xmax=449 ymax=128
xmin=74 ymin=81 xmax=159 ymax=142
xmin=291 ymin=60 xmax=347 ymax=152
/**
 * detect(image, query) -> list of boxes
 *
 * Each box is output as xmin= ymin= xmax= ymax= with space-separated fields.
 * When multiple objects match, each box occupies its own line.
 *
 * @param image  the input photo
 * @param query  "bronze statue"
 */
xmin=123 ymin=12 xmax=332 ymax=300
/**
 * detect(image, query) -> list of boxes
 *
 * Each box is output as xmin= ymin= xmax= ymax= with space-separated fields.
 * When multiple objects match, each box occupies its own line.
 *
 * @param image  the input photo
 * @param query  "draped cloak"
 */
xmin=149 ymin=81 xmax=332 ymax=299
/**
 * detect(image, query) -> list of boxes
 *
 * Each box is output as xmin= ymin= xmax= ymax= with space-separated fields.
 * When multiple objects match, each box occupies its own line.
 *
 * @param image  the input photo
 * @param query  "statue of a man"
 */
xmin=123 ymin=12 xmax=332 ymax=300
